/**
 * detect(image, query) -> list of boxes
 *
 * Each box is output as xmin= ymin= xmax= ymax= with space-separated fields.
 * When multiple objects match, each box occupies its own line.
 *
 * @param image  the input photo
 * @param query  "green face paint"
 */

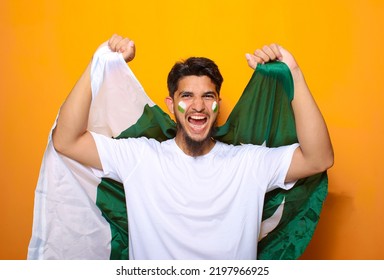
xmin=178 ymin=101 xmax=186 ymax=113
xmin=212 ymin=101 xmax=218 ymax=113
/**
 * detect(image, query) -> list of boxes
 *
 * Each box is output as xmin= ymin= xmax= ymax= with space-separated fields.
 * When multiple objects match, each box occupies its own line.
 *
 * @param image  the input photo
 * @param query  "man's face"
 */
xmin=166 ymin=75 xmax=220 ymax=147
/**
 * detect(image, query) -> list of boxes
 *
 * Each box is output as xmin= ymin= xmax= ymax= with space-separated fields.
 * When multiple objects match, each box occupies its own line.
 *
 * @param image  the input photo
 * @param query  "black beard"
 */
xmin=176 ymin=120 xmax=217 ymax=157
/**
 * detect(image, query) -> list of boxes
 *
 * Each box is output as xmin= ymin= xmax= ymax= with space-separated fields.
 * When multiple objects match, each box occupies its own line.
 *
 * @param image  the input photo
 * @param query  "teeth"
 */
xmin=190 ymin=116 xmax=206 ymax=120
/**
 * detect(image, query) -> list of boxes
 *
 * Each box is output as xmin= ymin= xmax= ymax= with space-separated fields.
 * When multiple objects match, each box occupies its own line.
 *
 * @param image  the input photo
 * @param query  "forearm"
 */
xmin=53 ymin=62 xmax=92 ymax=153
xmin=291 ymin=68 xmax=334 ymax=171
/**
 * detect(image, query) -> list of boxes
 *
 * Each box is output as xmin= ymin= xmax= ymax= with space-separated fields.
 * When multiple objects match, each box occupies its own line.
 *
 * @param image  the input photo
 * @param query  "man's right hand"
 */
xmin=108 ymin=34 xmax=136 ymax=63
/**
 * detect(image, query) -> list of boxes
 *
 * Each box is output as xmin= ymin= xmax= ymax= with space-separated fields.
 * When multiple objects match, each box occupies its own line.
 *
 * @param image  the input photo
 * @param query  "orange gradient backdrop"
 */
xmin=1 ymin=0 xmax=383 ymax=259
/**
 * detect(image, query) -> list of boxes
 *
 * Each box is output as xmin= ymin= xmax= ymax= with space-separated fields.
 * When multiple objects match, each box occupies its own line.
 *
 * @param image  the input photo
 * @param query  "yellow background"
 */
xmin=1 ymin=0 xmax=383 ymax=259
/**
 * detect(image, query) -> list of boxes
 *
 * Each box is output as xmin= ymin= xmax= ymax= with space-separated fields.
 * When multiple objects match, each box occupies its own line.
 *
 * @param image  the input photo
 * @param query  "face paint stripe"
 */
xmin=178 ymin=101 xmax=186 ymax=113
xmin=212 ymin=101 xmax=218 ymax=113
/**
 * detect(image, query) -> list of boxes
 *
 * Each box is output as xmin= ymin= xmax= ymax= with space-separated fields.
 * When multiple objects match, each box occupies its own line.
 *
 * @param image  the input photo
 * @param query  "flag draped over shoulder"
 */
xmin=28 ymin=45 xmax=327 ymax=260
xmin=214 ymin=64 xmax=328 ymax=259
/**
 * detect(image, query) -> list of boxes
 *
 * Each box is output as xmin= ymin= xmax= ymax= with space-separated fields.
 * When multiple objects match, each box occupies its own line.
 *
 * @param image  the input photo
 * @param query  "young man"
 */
xmin=53 ymin=34 xmax=333 ymax=259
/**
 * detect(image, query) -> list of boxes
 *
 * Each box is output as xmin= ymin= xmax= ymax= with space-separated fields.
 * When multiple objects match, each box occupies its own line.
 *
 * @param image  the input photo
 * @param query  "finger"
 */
xmin=269 ymin=43 xmax=283 ymax=60
xmin=124 ymin=40 xmax=136 ymax=62
xmin=245 ymin=53 xmax=264 ymax=69
xmin=115 ymin=37 xmax=131 ymax=53
xmin=253 ymin=49 xmax=270 ymax=63
xmin=245 ymin=53 xmax=256 ymax=69
xmin=108 ymin=34 xmax=123 ymax=51
xmin=108 ymin=34 xmax=118 ymax=51
xmin=262 ymin=45 xmax=277 ymax=61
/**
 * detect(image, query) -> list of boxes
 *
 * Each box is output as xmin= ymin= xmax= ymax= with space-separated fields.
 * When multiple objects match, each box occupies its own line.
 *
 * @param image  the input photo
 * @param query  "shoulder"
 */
xmin=216 ymin=141 xmax=266 ymax=151
xmin=214 ymin=141 xmax=265 ymax=158
xmin=215 ymin=141 xmax=298 ymax=160
xmin=91 ymin=132 xmax=163 ymax=151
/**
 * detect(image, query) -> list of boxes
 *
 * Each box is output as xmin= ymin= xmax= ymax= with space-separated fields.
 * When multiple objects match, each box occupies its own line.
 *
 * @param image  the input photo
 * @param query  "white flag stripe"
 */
xmin=28 ymin=45 xmax=150 ymax=259
xmin=89 ymin=45 xmax=155 ymax=137
xmin=258 ymin=198 xmax=285 ymax=241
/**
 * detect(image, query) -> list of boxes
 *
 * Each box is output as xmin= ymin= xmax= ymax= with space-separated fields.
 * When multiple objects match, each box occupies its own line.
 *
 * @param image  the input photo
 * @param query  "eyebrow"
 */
xmin=202 ymin=91 xmax=219 ymax=99
xmin=178 ymin=90 xmax=217 ymax=96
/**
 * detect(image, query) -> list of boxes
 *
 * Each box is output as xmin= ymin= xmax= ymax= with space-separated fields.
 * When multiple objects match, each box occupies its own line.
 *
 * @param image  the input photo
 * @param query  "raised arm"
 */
xmin=52 ymin=34 xmax=135 ymax=169
xmin=245 ymin=44 xmax=334 ymax=182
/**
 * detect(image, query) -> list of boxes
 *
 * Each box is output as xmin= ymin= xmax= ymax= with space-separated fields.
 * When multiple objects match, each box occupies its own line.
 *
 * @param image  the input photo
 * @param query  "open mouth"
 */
xmin=188 ymin=115 xmax=208 ymax=127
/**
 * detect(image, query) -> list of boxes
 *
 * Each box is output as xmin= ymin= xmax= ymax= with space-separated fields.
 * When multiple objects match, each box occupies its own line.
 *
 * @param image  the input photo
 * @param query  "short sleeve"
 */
xmin=257 ymin=143 xmax=299 ymax=192
xmin=90 ymin=132 xmax=146 ymax=183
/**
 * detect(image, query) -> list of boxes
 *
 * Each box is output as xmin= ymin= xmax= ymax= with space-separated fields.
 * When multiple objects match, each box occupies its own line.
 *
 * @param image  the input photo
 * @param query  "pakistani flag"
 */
xmin=28 ymin=45 xmax=327 ymax=260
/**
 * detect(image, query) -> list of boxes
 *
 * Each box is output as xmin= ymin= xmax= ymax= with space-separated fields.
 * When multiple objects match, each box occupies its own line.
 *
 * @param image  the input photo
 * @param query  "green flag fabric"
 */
xmin=28 ymin=46 xmax=327 ymax=260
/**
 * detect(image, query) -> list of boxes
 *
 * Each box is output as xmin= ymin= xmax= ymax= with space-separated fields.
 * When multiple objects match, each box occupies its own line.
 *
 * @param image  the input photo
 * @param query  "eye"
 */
xmin=180 ymin=92 xmax=192 ymax=98
xmin=203 ymin=93 xmax=216 ymax=100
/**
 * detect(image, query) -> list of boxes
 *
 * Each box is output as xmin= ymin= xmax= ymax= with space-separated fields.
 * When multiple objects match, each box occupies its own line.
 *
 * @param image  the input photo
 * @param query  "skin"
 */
xmin=52 ymin=35 xmax=334 ymax=184
xmin=165 ymin=75 xmax=220 ymax=156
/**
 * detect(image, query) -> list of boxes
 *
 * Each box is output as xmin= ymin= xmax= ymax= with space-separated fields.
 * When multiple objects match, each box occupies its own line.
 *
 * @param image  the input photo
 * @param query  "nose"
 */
xmin=191 ymin=97 xmax=205 ymax=112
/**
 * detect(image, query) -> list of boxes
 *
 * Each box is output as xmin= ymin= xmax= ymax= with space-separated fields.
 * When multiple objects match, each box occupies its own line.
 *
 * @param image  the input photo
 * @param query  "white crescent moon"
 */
xmin=258 ymin=197 xmax=285 ymax=241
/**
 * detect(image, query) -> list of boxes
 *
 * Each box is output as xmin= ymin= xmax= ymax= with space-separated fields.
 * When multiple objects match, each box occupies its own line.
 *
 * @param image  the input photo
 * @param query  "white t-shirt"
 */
xmin=91 ymin=132 xmax=299 ymax=260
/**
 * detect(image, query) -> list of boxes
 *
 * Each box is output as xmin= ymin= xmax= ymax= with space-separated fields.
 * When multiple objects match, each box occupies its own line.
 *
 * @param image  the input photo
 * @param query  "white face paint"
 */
xmin=212 ymin=101 xmax=218 ymax=113
xmin=178 ymin=101 xmax=187 ymax=113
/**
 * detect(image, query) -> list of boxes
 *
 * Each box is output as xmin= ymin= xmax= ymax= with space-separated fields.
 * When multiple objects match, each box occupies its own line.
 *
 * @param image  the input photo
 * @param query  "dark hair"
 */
xmin=167 ymin=57 xmax=223 ymax=97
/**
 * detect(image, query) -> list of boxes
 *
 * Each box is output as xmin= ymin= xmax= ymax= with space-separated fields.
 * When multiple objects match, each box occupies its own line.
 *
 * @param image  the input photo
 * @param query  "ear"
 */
xmin=165 ymin=96 xmax=174 ymax=114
